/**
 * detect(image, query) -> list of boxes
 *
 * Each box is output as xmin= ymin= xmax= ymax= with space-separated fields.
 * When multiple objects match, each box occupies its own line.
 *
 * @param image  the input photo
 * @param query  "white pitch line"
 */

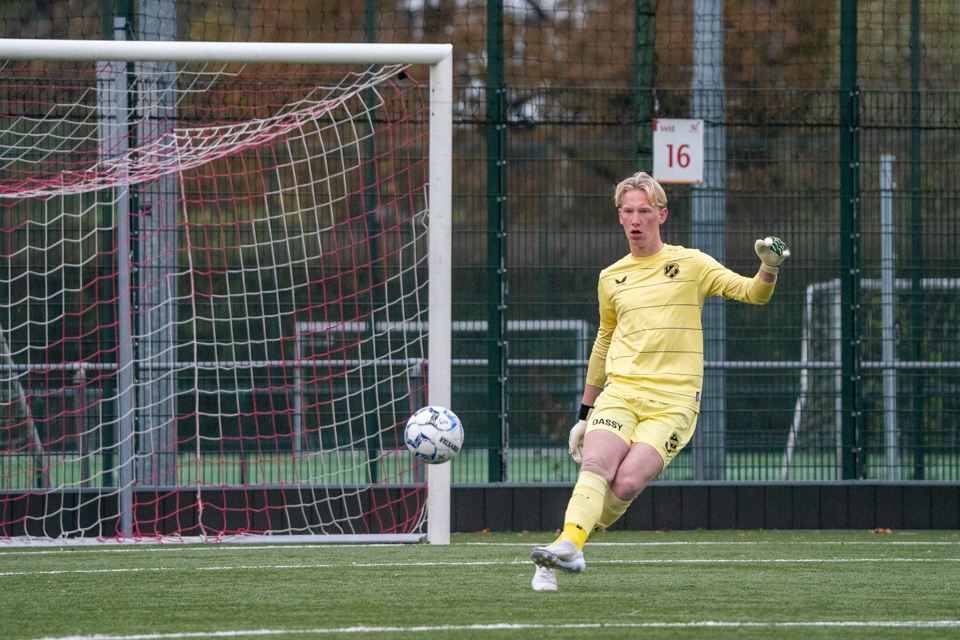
xmin=0 ymin=544 xmax=407 ymax=556
xmin=24 ymin=620 xmax=960 ymax=640
xmin=3 ymin=540 xmax=959 ymax=557
xmin=4 ymin=557 xmax=960 ymax=577
xmin=0 ymin=567 xmax=180 ymax=577
xmin=466 ymin=541 xmax=960 ymax=546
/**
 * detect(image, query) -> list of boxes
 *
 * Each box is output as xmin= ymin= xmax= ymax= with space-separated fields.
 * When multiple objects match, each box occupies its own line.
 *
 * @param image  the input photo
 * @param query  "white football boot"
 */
xmin=531 ymin=565 xmax=558 ymax=591
xmin=530 ymin=538 xmax=586 ymax=574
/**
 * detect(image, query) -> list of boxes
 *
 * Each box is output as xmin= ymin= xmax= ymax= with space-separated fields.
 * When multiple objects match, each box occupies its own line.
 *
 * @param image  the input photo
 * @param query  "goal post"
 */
xmin=0 ymin=39 xmax=453 ymax=544
xmin=426 ymin=50 xmax=453 ymax=547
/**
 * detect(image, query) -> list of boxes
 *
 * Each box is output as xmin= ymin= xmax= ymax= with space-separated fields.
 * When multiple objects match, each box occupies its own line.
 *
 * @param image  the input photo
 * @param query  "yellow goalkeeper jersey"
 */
xmin=585 ymin=244 xmax=775 ymax=411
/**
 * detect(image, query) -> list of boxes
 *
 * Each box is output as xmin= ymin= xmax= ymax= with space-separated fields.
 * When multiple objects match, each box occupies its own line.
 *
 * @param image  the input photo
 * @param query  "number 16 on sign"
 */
xmin=652 ymin=119 xmax=704 ymax=184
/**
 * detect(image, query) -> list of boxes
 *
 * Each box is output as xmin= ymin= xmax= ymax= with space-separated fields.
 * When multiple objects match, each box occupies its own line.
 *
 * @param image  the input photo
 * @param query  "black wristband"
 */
xmin=578 ymin=403 xmax=593 ymax=421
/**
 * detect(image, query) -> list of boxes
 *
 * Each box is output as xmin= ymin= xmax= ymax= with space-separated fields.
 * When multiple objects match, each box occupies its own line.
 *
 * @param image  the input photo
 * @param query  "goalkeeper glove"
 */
xmin=568 ymin=404 xmax=593 ymax=464
xmin=754 ymin=236 xmax=791 ymax=274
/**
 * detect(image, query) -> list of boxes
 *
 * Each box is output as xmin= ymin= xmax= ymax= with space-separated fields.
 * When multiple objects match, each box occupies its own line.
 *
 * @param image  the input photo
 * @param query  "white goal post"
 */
xmin=0 ymin=39 xmax=453 ymax=545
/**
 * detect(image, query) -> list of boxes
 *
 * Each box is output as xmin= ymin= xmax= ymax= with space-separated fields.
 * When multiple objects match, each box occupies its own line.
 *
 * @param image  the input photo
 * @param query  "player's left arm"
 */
xmin=754 ymin=236 xmax=790 ymax=283
xmin=700 ymin=237 xmax=790 ymax=304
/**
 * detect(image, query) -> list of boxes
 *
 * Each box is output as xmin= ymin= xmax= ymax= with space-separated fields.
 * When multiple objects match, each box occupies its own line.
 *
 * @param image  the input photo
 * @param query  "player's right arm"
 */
xmin=570 ymin=276 xmax=617 ymax=463
xmin=585 ymin=274 xmax=617 ymax=388
xmin=568 ymin=382 xmax=603 ymax=463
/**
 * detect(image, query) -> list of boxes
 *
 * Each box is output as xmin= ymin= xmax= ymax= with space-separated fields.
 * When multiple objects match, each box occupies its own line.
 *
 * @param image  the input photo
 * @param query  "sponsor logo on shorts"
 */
xmin=591 ymin=417 xmax=623 ymax=431
xmin=664 ymin=432 xmax=680 ymax=455
xmin=663 ymin=263 xmax=680 ymax=279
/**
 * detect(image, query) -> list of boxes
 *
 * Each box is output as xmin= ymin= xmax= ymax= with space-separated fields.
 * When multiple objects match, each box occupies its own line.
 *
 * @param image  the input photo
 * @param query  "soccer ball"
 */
xmin=404 ymin=406 xmax=464 ymax=464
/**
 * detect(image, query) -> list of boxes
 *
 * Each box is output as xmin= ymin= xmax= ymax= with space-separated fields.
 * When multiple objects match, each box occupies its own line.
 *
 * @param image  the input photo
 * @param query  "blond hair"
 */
xmin=614 ymin=172 xmax=667 ymax=208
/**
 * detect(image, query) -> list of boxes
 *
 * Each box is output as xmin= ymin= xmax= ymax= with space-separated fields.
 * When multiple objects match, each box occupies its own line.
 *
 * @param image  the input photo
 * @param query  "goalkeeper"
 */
xmin=530 ymin=171 xmax=790 ymax=591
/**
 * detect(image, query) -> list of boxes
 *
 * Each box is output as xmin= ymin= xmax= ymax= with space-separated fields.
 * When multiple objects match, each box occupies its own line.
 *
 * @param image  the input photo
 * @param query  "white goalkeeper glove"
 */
xmin=754 ymin=236 xmax=791 ymax=275
xmin=568 ymin=404 xmax=593 ymax=464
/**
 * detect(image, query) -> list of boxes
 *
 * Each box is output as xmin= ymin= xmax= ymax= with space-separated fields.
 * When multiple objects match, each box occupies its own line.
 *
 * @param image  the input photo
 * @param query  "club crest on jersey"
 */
xmin=663 ymin=263 xmax=680 ymax=279
xmin=665 ymin=432 xmax=680 ymax=454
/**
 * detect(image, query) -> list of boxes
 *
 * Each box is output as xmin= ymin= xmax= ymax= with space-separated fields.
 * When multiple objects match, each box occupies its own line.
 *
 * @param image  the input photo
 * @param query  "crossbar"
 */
xmin=0 ymin=38 xmax=452 ymax=65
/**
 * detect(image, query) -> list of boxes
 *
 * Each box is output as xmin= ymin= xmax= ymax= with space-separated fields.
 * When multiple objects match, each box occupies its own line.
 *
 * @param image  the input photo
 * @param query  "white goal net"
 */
xmin=0 ymin=40 xmax=452 ymax=544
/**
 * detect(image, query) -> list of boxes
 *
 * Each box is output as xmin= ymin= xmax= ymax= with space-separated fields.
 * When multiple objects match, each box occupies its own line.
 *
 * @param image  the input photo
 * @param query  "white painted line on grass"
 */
xmin=3 ymin=540 xmax=959 ymax=557
xmin=25 ymin=620 xmax=960 ymax=639
xmin=0 ymin=544 xmax=406 ymax=556
xmin=350 ymin=558 xmax=960 ymax=567
xmin=466 ymin=541 xmax=960 ymax=546
xmin=4 ymin=557 xmax=960 ymax=577
xmin=0 ymin=567 xmax=179 ymax=577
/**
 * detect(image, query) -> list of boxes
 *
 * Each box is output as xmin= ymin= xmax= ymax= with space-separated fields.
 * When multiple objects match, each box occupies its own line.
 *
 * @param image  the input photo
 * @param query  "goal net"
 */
xmin=0 ymin=40 xmax=452 ymax=544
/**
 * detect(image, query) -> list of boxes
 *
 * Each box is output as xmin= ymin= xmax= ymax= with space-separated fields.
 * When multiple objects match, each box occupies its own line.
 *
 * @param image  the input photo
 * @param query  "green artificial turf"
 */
xmin=2 ymin=530 xmax=959 ymax=639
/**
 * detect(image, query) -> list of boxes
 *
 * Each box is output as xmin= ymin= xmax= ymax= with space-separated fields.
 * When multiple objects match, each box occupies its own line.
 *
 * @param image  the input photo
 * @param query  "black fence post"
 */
xmin=634 ymin=0 xmax=656 ymax=173
xmin=908 ymin=0 xmax=925 ymax=480
xmin=486 ymin=0 xmax=507 ymax=482
xmin=839 ymin=0 xmax=861 ymax=480
xmin=362 ymin=0 xmax=381 ymax=483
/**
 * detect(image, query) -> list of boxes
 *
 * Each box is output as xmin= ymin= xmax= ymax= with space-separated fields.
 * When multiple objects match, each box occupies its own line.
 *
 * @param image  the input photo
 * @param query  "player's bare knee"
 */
xmin=610 ymin=475 xmax=644 ymax=502
xmin=612 ymin=461 xmax=662 ymax=500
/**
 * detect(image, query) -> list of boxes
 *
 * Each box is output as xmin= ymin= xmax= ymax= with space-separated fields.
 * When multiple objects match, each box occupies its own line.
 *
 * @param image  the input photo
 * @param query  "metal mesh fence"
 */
xmin=1 ymin=0 xmax=958 ymax=483
xmin=8 ymin=1 xmax=960 ymax=90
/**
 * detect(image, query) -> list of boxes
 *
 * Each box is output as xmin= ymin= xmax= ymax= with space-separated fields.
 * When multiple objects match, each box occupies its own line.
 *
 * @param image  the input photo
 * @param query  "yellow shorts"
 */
xmin=586 ymin=386 xmax=698 ymax=467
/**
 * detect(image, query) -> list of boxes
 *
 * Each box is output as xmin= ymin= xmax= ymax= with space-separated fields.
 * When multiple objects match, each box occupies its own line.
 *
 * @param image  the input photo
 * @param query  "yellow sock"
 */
xmin=555 ymin=522 xmax=587 ymax=549
xmin=555 ymin=471 xmax=608 ymax=550
xmin=586 ymin=489 xmax=631 ymax=541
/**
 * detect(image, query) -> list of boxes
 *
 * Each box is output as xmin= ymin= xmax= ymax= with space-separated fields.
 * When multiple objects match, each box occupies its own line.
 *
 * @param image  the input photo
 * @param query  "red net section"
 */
xmin=0 ymin=60 xmax=431 ymax=540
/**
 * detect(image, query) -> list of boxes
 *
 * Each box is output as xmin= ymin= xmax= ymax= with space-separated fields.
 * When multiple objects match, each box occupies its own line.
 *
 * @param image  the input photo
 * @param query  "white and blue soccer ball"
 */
xmin=404 ymin=406 xmax=464 ymax=464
